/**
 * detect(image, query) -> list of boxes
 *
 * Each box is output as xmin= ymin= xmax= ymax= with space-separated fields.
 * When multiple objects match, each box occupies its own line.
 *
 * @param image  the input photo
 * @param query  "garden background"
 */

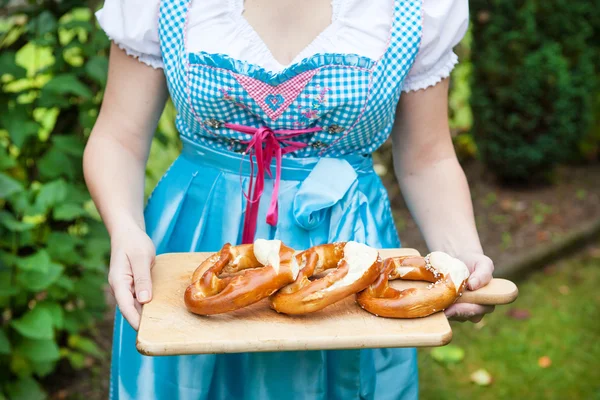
xmin=1 ymin=0 xmax=599 ymax=399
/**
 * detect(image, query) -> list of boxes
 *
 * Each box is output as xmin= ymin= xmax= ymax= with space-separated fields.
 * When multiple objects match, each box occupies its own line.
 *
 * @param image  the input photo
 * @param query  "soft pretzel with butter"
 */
xmin=184 ymin=239 xmax=298 ymax=315
xmin=269 ymin=241 xmax=382 ymax=315
xmin=356 ymin=252 xmax=470 ymax=318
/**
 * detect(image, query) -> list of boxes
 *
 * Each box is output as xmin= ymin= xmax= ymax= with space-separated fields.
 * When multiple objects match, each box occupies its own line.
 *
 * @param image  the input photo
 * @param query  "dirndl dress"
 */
xmin=110 ymin=0 xmax=423 ymax=398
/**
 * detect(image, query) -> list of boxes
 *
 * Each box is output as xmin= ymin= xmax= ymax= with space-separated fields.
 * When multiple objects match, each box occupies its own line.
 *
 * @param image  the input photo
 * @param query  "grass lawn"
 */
xmin=417 ymin=244 xmax=600 ymax=400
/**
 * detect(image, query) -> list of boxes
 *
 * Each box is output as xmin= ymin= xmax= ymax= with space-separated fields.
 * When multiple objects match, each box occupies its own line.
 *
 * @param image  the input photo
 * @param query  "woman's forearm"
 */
xmin=83 ymin=43 xmax=168 ymax=237
xmin=391 ymin=79 xmax=483 ymax=257
xmin=395 ymin=155 xmax=483 ymax=256
xmin=83 ymin=130 xmax=148 ymax=235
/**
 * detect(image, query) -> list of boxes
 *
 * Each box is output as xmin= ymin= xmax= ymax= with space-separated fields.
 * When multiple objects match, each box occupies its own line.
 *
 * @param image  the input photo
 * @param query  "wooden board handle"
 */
xmin=456 ymin=278 xmax=518 ymax=305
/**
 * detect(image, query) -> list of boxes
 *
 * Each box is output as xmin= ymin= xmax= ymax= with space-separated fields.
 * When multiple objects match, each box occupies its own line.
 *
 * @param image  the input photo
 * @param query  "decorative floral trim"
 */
xmin=218 ymin=87 xmax=249 ymax=109
xmin=108 ymin=37 xmax=164 ymax=70
xmin=293 ymin=86 xmax=332 ymax=126
xmin=402 ymin=51 xmax=458 ymax=93
xmin=188 ymin=52 xmax=375 ymax=86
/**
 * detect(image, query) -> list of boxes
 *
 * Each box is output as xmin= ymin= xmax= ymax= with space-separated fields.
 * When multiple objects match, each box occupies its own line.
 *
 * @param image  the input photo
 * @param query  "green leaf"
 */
xmin=85 ymin=56 xmax=108 ymax=85
xmin=36 ymin=301 xmax=64 ymax=329
xmin=64 ymin=181 xmax=90 ymax=203
xmin=68 ymin=334 xmax=104 ymax=358
xmin=0 ymin=146 xmax=17 ymax=170
xmin=15 ymin=43 xmax=55 ymax=77
xmin=54 ymin=275 xmax=75 ymax=292
xmin=0 ymin=328 xmax=11 ymax=354
xmin=35 ymin=179 xmax=68 ymax=211
xmin=0 ymin=269 xmax=18 ymax=298
xmin=47 ymin=232 xmax=81 ymax=264
xmin=16 ymin=250 xmax=51 ymax=273
xmin=53 ymin=203 xmax=86 ymax=221
xmin=37 ymin=89 xmax=71 ymax=109
xmin=81 ymin=236 xmax=110 ymax=271
xmin=52 ymin=135 xmax=84 ymax=156
xmin=31 ymin=360 xmax=56 ymax=377
xmin=8 ymin=190 xmax=36 ymax=216
xmin=0 ymin=51 xmax=27 ymax=80
xmin=0 ymin=172 xmax=23 ymax=198
xmin=38 ymin=148 xmax=77 ymax=180
xmin=10 ymin=353 xmax=33 ymax=378
xmin=33 ymin=107 xmax=59 ymax=141
xmin=9 ymin=120 xmax=38 ymax=148
xmin=430 ymin=345 xmax=465 ymax=365
xmin=5 ymin=377 xmax=46 ymax=400
xmin=11 ymin=307 xmax=54 ymax=340
xmin=63 ymin=46 xmax=84 ymax=67
xmin=64 ymin=349 xmax=86 ymax=370
xmin=64 ymin=309 xmax=94 ymax=334
xmin=28 ymin=11 xmax=58 ymax=36
xmin=0 ymin=250 xmax=19 ymax=266
xmin=42 ymin=73 xmax=92 ymax=99
xmin=0 ymin=211 xmax=35 ymax=232
xmin=83 ymin=199 xmax=102 ymax=221
xmin=16 ymin=338 xmax=60 ymax=363
xmin=17 ymin=262 xmax=64 ymax=291
xmin=74 ymin=274 xmax=107 ymax=310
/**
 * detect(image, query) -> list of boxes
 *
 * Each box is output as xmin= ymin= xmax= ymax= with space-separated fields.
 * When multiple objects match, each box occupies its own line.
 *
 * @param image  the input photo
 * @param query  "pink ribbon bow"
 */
xmin=224 ymin=123 xmax=322 ymax=244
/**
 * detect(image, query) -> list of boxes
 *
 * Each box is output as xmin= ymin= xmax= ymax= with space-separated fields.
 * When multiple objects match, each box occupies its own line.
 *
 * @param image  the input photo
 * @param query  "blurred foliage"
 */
xmin=449 ymin=29 xmax=479 ymax=164
xmin=0 ymin=2 xmax=112 ymax=398
xmin=0 ymin=0 xmax=179 ymax=396
xmin=470 ymin=1 xmax=600 ymax=182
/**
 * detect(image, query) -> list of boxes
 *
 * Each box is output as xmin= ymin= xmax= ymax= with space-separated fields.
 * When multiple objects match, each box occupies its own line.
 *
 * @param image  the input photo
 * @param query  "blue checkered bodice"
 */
xmin=158 ymin=0 xmax=422 ymax=157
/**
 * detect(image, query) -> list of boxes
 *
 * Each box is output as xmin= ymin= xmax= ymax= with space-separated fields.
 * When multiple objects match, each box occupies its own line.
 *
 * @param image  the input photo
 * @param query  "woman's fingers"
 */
xmin=108 ymin=248 xmax=145 ymax=330
xmin=467 ymin=255 xmax=494 ymax=291
xmin=444 ymin=302 xmax=495 ymax=322
xmin=129 ymin=250 xmax=154 ymax=304
xmin=113 ymin=283 xmax=141 ymax=330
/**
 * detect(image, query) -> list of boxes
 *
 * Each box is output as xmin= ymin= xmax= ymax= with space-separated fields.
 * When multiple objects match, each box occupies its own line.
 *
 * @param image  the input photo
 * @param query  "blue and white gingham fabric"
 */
xmin=158 ymin=0 xmax=422 ymax=157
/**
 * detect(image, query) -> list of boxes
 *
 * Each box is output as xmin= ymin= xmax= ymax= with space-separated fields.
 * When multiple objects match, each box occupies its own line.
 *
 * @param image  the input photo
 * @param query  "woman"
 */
xmin=84 ymin=0 xmax=495 ymax=399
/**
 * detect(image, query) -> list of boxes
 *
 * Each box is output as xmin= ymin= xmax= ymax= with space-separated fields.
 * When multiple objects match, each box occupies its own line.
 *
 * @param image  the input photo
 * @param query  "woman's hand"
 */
xmin=108 ymin=218 xmax=156 ymax=330
xmin=444 ymin=252 xmax=495 ymax=323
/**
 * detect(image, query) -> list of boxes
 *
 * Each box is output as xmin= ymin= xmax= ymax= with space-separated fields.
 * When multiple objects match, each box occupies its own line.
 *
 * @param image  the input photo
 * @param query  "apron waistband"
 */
xmin=180 ymin=136 xmax=375 ymax=181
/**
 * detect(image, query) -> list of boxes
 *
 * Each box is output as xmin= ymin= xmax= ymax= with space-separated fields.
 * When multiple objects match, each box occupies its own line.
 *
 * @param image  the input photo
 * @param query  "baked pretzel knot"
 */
xmin=269 ymin=241 xmax=382 ymax=315
xmin=184 ymin=239 xmax=298 ymax=315
xmin=356 ymin=252 xmax=470 ymax=318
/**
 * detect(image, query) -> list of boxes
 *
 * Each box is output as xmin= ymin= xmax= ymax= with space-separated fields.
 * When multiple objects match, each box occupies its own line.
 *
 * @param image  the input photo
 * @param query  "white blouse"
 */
xmin=96 ymin=0 xmax=468 ymax=92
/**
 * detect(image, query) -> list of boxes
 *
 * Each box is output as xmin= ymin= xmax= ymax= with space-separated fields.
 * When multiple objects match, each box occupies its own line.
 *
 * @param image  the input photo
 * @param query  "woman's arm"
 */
xmin=391 ymin=79 xmax=494 ymax=322
xmin=83 ymin=43 xmax=168 ymax=329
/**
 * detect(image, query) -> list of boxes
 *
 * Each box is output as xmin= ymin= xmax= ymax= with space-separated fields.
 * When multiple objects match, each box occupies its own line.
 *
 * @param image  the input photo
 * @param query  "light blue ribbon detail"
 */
xmin=292 ymin=158 xmax=358 ymax=230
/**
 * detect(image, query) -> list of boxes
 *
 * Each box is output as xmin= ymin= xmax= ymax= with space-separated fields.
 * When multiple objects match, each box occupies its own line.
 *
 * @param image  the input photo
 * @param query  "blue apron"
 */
xmin=110 ymin=0 xmax=422 ymax=398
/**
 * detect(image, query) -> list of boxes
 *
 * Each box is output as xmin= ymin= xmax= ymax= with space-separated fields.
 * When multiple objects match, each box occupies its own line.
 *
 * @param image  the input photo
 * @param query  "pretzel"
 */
xmin=356 ymin=252 xmax=470 ymax=318
xmin=184 ymin=239 xmax=299 ymax=315
xmin=269 ymin=241 xmax=382 ymax=315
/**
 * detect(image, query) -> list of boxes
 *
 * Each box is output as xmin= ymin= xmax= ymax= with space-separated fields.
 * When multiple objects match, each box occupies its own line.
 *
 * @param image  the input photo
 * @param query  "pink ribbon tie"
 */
xmin=224 ymin=123 xmax=322 ymax=244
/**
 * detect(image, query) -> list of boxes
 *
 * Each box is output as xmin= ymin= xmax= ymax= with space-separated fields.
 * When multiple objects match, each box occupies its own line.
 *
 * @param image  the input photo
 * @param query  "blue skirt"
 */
xmin=110 ymin=137 xmax=418 ymax=399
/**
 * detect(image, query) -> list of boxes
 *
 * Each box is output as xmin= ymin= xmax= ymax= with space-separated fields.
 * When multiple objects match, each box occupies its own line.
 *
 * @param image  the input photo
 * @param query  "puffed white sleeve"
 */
xmin=402 ymin=1 xmax=469 ymax=92
xmin=95 ymin=0 xmax=163 ymax=69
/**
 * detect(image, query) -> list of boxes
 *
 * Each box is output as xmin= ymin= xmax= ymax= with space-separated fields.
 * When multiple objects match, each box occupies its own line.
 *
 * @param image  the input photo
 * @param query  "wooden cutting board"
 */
xmin=137 ymin=249 xmax=518 ymax=356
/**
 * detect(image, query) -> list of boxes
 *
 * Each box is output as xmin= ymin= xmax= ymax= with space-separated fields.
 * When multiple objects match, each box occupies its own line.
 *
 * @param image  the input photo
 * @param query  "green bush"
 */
xmin=470 ymin=1 xmax=600 ymax=181
xmin=0 ymin=3 xmax=111 ymax=398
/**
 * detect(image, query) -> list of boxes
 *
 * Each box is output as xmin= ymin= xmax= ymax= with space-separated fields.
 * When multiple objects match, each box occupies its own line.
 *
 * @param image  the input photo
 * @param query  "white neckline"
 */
xmin=231 ymin=0 xmax=341 ymax=71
